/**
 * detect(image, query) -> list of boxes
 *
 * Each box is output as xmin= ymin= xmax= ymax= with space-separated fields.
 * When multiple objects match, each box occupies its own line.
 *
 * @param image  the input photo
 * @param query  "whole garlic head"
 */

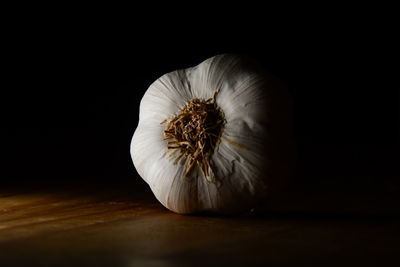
xmin=131 ymin=54 xmax=294 ymax=214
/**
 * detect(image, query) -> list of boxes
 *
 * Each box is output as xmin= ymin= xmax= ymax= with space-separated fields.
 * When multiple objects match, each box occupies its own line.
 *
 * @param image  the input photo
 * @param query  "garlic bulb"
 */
xmin=130 ymin=54 xmax=294 ymax=214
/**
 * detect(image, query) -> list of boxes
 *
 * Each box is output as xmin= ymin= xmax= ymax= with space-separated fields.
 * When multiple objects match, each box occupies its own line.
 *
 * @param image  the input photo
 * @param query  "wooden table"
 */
xmin=1 ymin=182 xmax=400 ymax=266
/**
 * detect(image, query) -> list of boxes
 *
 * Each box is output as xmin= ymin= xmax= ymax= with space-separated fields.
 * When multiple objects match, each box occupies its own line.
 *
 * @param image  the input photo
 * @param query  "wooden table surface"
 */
xmin=1 ymin=183 xmax=400 ymax=267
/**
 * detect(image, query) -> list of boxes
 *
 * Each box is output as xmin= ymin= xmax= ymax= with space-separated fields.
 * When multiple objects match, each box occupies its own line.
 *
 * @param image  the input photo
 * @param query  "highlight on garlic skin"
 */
xmin=130 ymin=54 xmax=294 ymax=214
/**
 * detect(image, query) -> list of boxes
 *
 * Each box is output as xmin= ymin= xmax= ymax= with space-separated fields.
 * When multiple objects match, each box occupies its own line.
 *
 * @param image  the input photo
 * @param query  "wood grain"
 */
xmin=1 ymin=184 xmax=400 ymax=266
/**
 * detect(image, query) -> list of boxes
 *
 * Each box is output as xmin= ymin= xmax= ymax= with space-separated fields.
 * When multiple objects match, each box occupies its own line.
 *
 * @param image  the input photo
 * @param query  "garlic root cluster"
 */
xmin=130 ymin=54 xmax=294 ymax=214
xmin=161 ymin=90 xmax=224 ymax=183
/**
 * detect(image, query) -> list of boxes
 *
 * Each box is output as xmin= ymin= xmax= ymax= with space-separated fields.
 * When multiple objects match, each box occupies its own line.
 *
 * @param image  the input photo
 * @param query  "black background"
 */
xmin=1 ymin=7 xmax=399 ymax=193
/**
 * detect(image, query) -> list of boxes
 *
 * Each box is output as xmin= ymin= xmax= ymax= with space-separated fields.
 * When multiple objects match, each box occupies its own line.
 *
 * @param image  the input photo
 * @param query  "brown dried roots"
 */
xmin=161 ymin=91 xmax=224 ymax=182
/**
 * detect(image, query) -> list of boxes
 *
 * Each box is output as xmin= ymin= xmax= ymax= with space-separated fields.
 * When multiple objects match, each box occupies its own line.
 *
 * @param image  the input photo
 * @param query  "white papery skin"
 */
xmin=131 ymin=54 xmax=293 ymax=214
